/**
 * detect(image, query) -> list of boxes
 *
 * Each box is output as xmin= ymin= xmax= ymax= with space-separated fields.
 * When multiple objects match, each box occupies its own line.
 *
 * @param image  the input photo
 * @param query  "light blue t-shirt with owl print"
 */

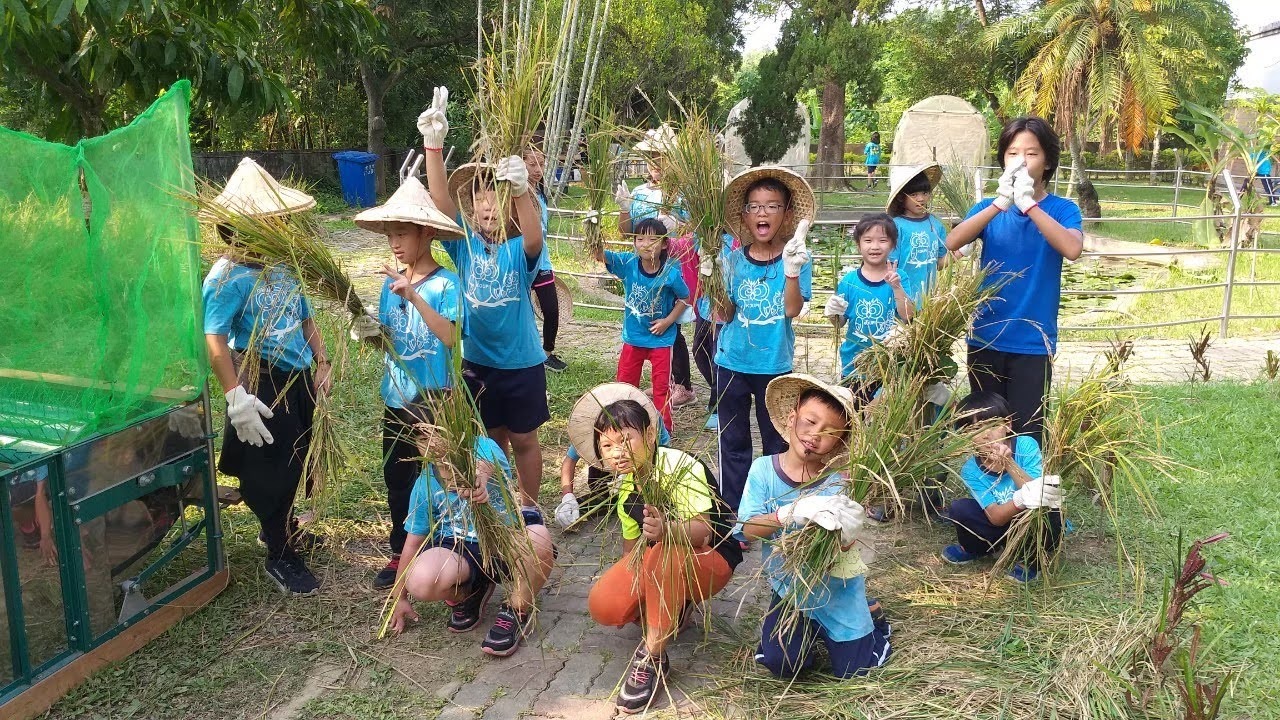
xmin=442 ymin=216 xmax=545 ymax=370
xmin=604 ymin=250 xmax=690 ymax=348
xmin=890 ymin=214 xmax=948 ymax=305
xmin=835 ymin=268 xmax=901 ymax=379
xmin=202 ymin=257 xmax=314 ymax=372
xmin=379 ymin=267 xmax=462 ymax=408
xmin=715 ymin=246 xmax=812 ymax=376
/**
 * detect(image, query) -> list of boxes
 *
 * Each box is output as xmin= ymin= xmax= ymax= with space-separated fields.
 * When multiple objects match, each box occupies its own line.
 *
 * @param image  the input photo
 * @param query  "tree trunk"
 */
xmin=1149 ymin=130 xmax=1162 ymax=184
xmin=974 ymin=0 xmax=988 ymax=26
xmin=1070 ymin=128 xmax=1101 ymax=219
xmin=816 ymin=78 xmax=846 ymax=191
xmin=361 ymin=62 xmax=392 ymax=198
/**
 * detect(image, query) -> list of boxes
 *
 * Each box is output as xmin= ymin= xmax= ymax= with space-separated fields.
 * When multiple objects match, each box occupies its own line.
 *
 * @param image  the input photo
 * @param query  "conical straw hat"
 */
xmin=634 ymin=124 xmax=677 ymax=155
xmin=885 ymin=163 xmax=942 ymax=212
xmin=724 ymin=165 xmax=816 ymax=244
xmin=567 ymin=383 xmax=661 ymax=469
xmin=354 ymin=176 xmax=464 ymax=238
xmin=209 ymin=157 xmax=315 ymax=218
xmin=764 ymin=373 xmax=857 ymax=438
xmin=531 ymin=275 xmax=574 ymax=328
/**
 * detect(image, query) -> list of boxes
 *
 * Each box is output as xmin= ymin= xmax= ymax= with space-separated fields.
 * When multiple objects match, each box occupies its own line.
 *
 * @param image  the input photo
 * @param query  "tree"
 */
xmin=734 ymin=51 xmax=802 ymax=165
xmin=988 ymin=0 xmax=1231 ymax=218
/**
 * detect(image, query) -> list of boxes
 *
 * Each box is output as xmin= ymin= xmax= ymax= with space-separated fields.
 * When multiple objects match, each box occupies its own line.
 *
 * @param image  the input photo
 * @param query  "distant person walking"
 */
xmin=1253 ymin=148 xmax=1276 ymax=206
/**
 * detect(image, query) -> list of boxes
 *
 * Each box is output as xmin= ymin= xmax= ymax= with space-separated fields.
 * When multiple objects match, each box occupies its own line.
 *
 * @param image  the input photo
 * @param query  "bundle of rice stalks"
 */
xmin=468 ymin=11 xmax=559 ymax=240
xmin=660 ymin=110 xmax=730 ymax=314
xmin=933 ymin=164 xmax=979 ymax=221
xmin=581 ymin=109 xmax=618 ymax=258
xmin=854 ymin=261 xmax=1004 ymax=384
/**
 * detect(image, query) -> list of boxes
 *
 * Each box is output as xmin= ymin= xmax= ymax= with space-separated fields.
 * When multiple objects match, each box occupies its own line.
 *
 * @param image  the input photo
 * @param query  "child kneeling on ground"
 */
xmin=569 ymin=383 xmax=742 ymax=714
xmin=944 ymin=391 xmax=1064 ymax=583
xmin=386 ymin=407 xmax=555 ymax=656
xmin=738 ymin=374 xmax=891 ymax=679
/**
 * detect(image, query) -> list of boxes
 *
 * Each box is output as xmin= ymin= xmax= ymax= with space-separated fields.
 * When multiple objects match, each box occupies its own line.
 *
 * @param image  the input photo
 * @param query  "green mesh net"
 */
xmin=0 ymin=81 xmax=205 ymax=459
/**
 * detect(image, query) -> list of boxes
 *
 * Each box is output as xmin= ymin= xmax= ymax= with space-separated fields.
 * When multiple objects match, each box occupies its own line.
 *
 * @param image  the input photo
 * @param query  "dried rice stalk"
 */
xmin=582 ymin=108 xmax=618 ymax=257
xmin=659 ymin=109 xmax=730 ymax=313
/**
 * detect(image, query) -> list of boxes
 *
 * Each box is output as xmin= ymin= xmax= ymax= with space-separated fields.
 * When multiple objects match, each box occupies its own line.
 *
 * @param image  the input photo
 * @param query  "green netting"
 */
xmin=0 ymin=81 xmax=205 ymax=452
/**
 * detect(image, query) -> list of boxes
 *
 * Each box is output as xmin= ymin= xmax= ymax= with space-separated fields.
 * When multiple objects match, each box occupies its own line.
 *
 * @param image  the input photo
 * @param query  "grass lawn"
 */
xmin=38 ymin=301 xmax=1280 ymax=720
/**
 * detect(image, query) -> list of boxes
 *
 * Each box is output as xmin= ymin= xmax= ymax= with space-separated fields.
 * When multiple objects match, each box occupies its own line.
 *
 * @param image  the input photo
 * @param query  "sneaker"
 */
xmin=1005 ymin=563 xmax=1040 ymax=583
xmin=481 ymin=604 xmax=531 ymax=656
xmin=545 ymin=354 xmax=568 ymax=373
xmin=617 ymin=646 xmax=668 ymax=714
xmin=265 ymin=552 xmax=320 ymax=596
xmin=941 ymin=544 xmax=977 ymax=565
xmin=704 ymin=413 xmax=719 ymax=431
xmin=670 ymin=386 xmax=696 ymax=408
xmin=259 ymin=519 xmax=322 ymax=553
xmin=446 ymin=575 xmax=494 ymax=633
xmin=373 ymin=553 xmax=401 ymax=590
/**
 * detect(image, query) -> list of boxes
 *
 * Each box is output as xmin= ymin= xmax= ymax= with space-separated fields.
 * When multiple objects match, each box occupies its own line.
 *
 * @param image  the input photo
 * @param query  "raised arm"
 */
xmin=418 ymin=87 xmax=457 ymax=219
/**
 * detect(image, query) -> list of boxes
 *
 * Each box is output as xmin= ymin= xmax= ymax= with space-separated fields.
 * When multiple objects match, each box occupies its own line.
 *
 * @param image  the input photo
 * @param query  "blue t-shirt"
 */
xmin=835 ymin=268 xmax=900 ymax=378
xmin=1252 ymin=150 xmax=1272 ymax=176
xmin=605 ymin=250 xmax=690 ymax=348
xmin=627 ymin=183 xmax=689 ymax=225
xmin=403 ymin=436 xmax=519 ymax=542
xmin=442 ymin=217 xmax=545 ymax=369
xmin=566 ymin=422 xmax=671 ymax=463
xmin=202 ymin=258 xmax=314 ymax=372
xmin=961 ymin=435 xmax=1043 ymax=509
xmin=534 ymin=194 xmax=553 ymax=274
xmin=715 ymin=246 xmax=812 ymax=375
xmin=734 ymin=456 xmax=873 ymax=643
xmin=379 ymin=268 xmax=462 ymax=408
xmin=695 ymin=233 xmax=735 ymax=323
xmin=890 ymin=214 xmax=947 ymax=304
xmin=966 ymin=194 xmax=1083 ymax=355
xmin=864 ymin=142 xmax=881 ymax=166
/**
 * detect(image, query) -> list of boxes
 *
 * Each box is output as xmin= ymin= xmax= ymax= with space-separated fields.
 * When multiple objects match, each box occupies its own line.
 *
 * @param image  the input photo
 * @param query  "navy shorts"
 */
xmin=756 ymin=594 xmax=892 ymax=679
xmin=462 ymin=360 xmax=550 ymax=435
xmin=423 ymin=535 xmax=509 ymax=587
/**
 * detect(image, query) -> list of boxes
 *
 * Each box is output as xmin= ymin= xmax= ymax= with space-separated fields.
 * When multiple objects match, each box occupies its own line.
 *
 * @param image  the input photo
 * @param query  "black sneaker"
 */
xmin=446 ymin=575 xmax=494 ymax=633
xmin=481 ymin=604 xmax=531 ymax=656
xmin=545 ymin=354 xmax=568 ymax=372
xmin=373 ymin=553 xmax=401 ymax=590
xmin=617 ymin=645 xmax=668 ymax=714
xmin=265 ymin=552 xmax=320 ymax=596
xmin=258 ymin=519 xmax=322 ymax=552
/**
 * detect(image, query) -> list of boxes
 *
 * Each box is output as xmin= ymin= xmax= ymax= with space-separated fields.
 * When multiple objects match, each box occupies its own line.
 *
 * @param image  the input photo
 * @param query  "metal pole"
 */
xmin=1172 ymin=150 xmax=1182 ymax=218
xmin=1219 ymin=171 xmax=1242 ymax=339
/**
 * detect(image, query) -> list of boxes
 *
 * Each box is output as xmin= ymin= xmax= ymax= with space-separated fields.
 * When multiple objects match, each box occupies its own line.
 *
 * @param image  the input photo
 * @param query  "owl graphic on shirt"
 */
xmin=624 ymin=283 xmax=662 ymax=322
xmin=252 ymin=269 xmax=304 ymax=341
xmin=905 ymin=229 xmax=938 ymax=269
xmin=733 ymin=277 xmax=784 ymax=327
xmin=464 ymin=245 xmax=519 ymax=309
xmin=387 ymin=305 xmax=440 ymax=361
xmin=852 ymin=297 xmax=891 ymax=340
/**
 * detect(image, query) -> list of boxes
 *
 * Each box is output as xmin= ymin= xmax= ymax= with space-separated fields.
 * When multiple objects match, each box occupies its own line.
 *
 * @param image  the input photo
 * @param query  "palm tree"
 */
xmin=987 ymin=0 xmax=1224 ymax=218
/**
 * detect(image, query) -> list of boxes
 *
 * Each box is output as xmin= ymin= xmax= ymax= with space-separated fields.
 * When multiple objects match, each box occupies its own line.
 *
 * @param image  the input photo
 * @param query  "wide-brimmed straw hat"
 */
xmin=446 ymin=162 xmax=521 ymax=232
xmin=208 ymin=157 xmax=315 ymax=219
xmin=633 ymin=124 xmax=677 ymax=155
xmin=531 ymin=275 xmax=574 ymax=327
xmin=764 ymin=373 xmax=857 ymax=439
xmin=724 ymin=165 xmax=816 ymax=244
xmin=354 ymin=176 xmax=464 ymax=238
xmin=885 ymin=162 xmax=942 ymax=212
xmin=567 ymin=383 xmax=661 ymax=470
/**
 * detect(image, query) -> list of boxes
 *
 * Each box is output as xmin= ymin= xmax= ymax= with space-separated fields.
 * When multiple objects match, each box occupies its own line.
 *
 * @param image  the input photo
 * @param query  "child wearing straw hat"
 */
xmin=201 ymin=157 xmax=329 ymax=596
xmin=738 ymin=373 xmax=891 ymax=679
xmin=384 ymin=406 xmax=555 ymax=657
xmin=886 ymin=163 xmax=950 ymax=305
xmin=351 ymin=176 xmax=467 ymax=590
xmin=823 ymin=213 xmax=913 ymax=401
xmin=710 ymin=166 xmax=815 ymax=523
xmin=417 ymin=87 xmax=550 ymax=521
xmin=945 ymin=117 xmax=1083 ymax=443
xmin=569 ymin=383 xmax=742 ymax=714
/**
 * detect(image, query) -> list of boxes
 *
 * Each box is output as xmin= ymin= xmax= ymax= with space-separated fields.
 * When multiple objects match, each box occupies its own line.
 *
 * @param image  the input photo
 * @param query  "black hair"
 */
xmin=853 ymin=212 xmax=899 ymax=248
xmin=888 ymin=172 xmax=934 ymax=216
xmin=796 ymin=388 xmax=852 ymax=442
xmin=870 ymin=131 xmax=880 ymax=144
xmin=470 ymin=167 xmax=497 ymax=195
xmin=631 ymin=217 xmax=671 ymax=264
xmin=743 ymin=177 xmax=792 ymax=209
xmin=997 ymin=116 xmax=1061 ymax=182
xmin=592 ymin=399 xmax=655 ymax=459
xmin=954 ymin=391 xmax=1014 ymax=430
xmin=216 ymin=223 xmax=236 ymax=244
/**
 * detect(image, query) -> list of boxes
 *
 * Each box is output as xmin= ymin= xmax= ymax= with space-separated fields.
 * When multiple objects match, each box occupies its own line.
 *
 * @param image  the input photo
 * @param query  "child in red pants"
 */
xmin=593 ymin=217 xmax=689 ymax=431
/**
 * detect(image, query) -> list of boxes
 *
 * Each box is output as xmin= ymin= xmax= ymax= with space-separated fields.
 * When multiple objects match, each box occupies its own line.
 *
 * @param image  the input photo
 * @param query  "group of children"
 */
xmin=200 ymin=104 xmax=1081 ymax=711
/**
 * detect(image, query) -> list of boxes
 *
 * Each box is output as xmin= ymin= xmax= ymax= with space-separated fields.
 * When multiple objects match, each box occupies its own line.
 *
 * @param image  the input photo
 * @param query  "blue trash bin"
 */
xmin=333 ymin=150 xmax=379 ymax=207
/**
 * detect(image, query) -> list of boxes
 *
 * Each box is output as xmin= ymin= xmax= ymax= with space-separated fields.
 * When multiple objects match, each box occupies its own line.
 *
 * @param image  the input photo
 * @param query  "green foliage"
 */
xmin=734 ymin=51 xmax=803 ymax=165
xmin=878 ymin=5 xmax=989 ymax=108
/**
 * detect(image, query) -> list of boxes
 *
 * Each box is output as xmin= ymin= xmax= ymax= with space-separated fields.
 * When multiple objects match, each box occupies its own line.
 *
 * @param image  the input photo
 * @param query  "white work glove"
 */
xmin=224 ymin=385 xmax=274 ymax=447
xmin=923 ymin=381 xmax=952 ymax=407
xmin=167 ymin=404 xmax=204 ymax=439
xmin=1012 ymin=167 xmax=1038 ymax=214
xmin=782 ymin=219 xmax=811 ymax=278
xmin=614 ymin=181 xmax=632 ymax=208
xmin=495 ymin=155 xmax=530 ymax=197
xmin=823 ymin=294 xmax=849 ymax=318
xmin=657 ymin=214 xmax=680 ymax=234
xmin=699 ymin=255 xmax=715 ymax=277
xmin=956 ymin=240 xmax=977 ymax=258
xmin=555 ymin=493 xmax=580 ymax=527
xmin=992 ymin=160 xmax=1021 ymax=211
xmin=583 ymin=209 xmax=602 ymax=225
xmin=417 ymin=86 xmax=450 ymax=149
xmin=349 ymin=312 xmax=384 ymax=341
xmin=776 ymin=494 xmax=829 ymax=526
xmin=822 ymin=496 xmax=866 ymax=547
xmin=1013 ymin=475 xmax=1063 ymax=510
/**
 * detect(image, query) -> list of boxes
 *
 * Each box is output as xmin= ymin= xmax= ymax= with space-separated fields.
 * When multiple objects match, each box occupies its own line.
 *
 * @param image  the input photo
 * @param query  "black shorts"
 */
xmin=423 ymin=535 xmax=509 ymax=586
xmin=532 ymin=269 xmax=555 ymax=287
xmin=462 ymin=360 xmax=550 ymax=434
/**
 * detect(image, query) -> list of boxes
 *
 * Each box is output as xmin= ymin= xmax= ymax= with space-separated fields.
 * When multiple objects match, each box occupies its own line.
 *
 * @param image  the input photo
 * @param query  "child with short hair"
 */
xmin=738 ymin=374 xmax=890 ymax=679
xmin=386 ymin=409 xmax=555 ymax=657
xmin=823 ymin=213 xmax=913 ymax=403
xmin=886 ymin=163 xmax=950 ymax=305
xmin=711 ymin=167 xmax=815 ymax=519
xmin=570 ymin=383 xmax=742 ymax=714
xmin=418 ymin=86 xmax=549 ymax=520
xmin=944 ymin=391 xmax=1064 ymax=583
xmin=554 ymin=412 xmax=671 ymax=528
xmin=593 ymin=217 xmax=690 ymax=432
xmin=864 ymin=132 xmax=882 ymax=190
xmin=523 ymin=139 xmax=567 ymax=372
xmin=946 ymin=116 xmax=1084 ymax=442
xmin=352 ymin=177 xmax=466 ymax=590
